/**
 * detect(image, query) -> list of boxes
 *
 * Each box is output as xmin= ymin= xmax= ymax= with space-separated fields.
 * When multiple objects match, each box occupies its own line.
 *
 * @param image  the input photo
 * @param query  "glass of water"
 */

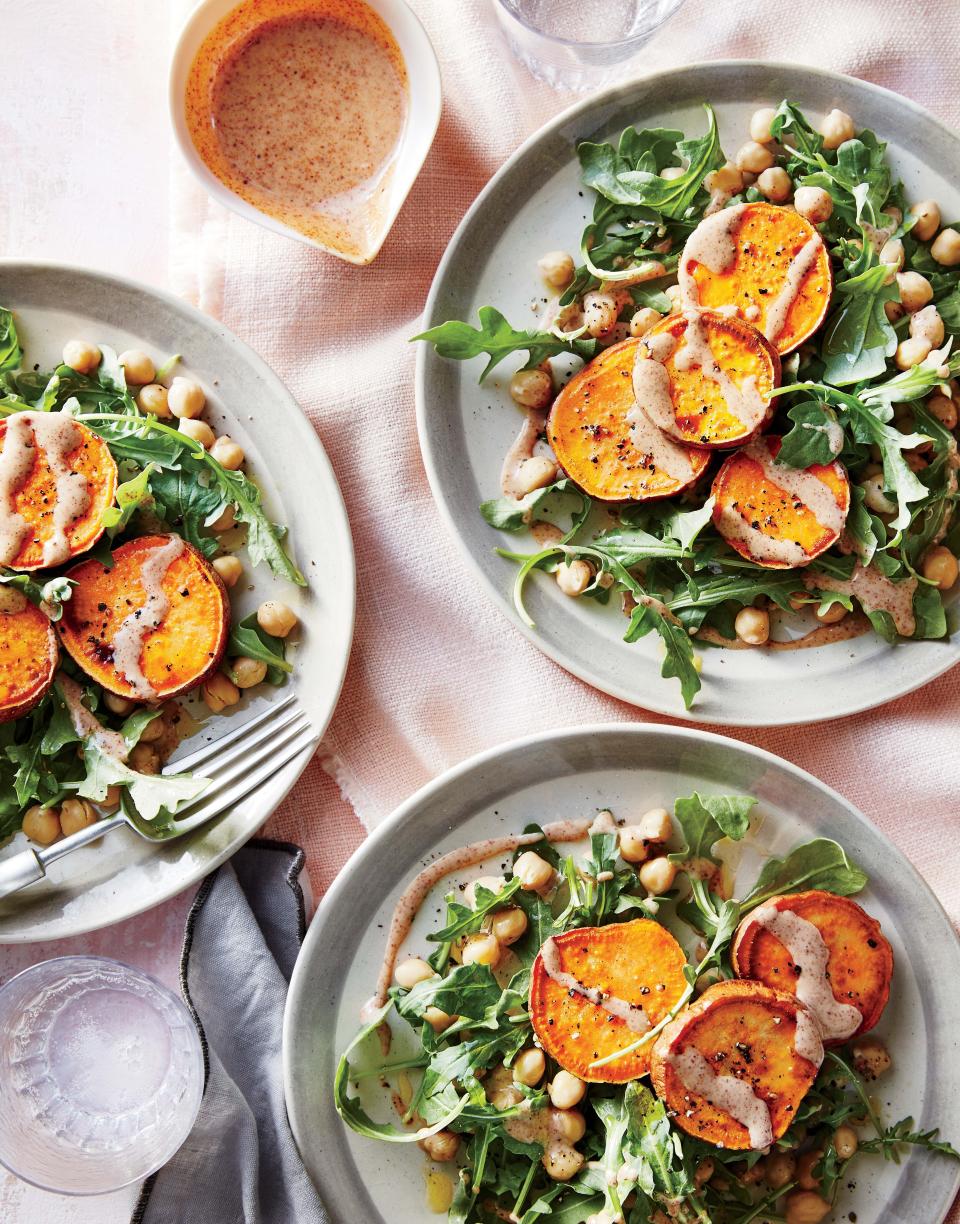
xmin=492 ymin=0 xmax=687 ymax=91
xmin=0 ymin=956 xmax=204 ymax=1195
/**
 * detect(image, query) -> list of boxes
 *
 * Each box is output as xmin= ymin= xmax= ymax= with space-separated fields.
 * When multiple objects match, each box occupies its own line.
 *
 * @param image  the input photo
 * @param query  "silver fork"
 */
xmin=0 ymin=692 xmax=317 ymax=901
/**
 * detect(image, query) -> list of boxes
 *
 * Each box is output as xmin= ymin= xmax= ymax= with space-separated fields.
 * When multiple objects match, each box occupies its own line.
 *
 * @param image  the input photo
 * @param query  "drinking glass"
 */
xmin=492 ymin=0 xmax=687 ymax=90
xmin=0 ymin=956 xmax=204 ymax=1195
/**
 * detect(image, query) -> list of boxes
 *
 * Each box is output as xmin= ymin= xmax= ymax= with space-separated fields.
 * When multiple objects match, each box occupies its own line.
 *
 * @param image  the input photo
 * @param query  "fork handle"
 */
xmin=0 ymin=813 xmax=127 ymax=901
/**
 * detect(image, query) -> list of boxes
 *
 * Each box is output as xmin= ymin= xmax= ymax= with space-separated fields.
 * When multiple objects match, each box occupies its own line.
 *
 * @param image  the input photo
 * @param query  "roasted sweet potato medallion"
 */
xmin=0 ymin=590 xmax=59 ymax=723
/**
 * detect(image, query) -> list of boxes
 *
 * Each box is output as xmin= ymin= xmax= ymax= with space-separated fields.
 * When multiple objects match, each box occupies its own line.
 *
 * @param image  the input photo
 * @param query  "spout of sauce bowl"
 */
xmin=169 ymin=0 xmax=441 ymax=265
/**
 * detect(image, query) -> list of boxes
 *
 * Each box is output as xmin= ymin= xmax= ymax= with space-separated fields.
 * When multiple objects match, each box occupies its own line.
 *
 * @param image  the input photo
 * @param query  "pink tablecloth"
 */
xmin=1 ymin=0 xmax=959 ymax=1220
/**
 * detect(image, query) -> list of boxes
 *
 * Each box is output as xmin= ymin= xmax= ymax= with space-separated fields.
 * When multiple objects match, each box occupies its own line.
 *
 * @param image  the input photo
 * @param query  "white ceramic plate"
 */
xmin=0 ymin=261 xmax=355 ymax=943
xmin=283 ymin=724 xmax=960 ymax=1224
xmin=415 ymin=62 xmax=960 ymax=725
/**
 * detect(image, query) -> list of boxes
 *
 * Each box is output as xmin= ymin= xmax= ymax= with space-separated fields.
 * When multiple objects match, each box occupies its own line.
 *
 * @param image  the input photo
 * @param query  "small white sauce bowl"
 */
xmin=169 ymin=0 xmax=442 ymax=264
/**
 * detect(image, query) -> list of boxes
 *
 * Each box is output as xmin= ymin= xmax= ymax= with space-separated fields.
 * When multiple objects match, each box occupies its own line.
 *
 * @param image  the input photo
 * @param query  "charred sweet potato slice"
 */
xmin=650 ymin=980 xmax=823 ymax=1150
xmin=634 ymin=311 xmax=780 ymax=449
xmin=547 ymin=338 xmax=710 ymax=502
xmin=732 ymin=891 xmax=893 ymax=1045
xmin=0 ymin=592 xmax=58 ymax=723
xmin=0 ymin=413 xmax=117 ymax=571
xmin=679 ymin=202 xmax=832 ymax=354
xmin=529 ymin=919 xmax=689 ymax=1083
xmin=712 ymin=435 xmax=850 ymax=568
xmin=58 ymin=533 xmax=229 ymax=701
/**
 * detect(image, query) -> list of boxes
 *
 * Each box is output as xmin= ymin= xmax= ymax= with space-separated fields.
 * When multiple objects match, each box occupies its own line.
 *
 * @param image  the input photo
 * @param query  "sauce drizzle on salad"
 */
xmin=540 ymin=936 xmax=652 ymax=1034
xmin=111 ymin=537 xmax=186 ymax=700
xmin=666 ymin=1043 xmax=774 ymax=1149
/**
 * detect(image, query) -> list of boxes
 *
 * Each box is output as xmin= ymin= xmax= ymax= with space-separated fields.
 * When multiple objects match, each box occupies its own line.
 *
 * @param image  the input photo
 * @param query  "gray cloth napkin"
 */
xmin=132 ymin=840 xmax=328 ymax=1224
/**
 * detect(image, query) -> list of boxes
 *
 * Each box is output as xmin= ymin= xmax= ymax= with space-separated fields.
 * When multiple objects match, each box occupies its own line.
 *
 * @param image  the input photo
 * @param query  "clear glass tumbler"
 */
xmin=0 ymin=956 xmax=204 ymax=1194
xmin=492 ymin=0 xmax=687 ymax=91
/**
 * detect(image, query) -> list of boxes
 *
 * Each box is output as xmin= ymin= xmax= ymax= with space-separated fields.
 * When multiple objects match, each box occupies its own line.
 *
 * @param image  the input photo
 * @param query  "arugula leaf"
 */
xmin=77 ymin=739 xmax=209 ymax=823
xmin=395 ymin=963 xmax=502 ymax=1023
xmin=859 ymin=1117 xmax=960 ymax=1161
xmin=480 ymin=479 xmax=591 ymax=545
xmin=770 ymin=101 xmax=824 ymax=160
xmin=0 ymin=307 xmax=22 ymax=372
xmin=147 ymin=464 xmax=230 ymax=558
xmin=820 ymin=241 xmax=898 ymax=386
xmin=777 ymin=400 xmax=846 ymax=467
xmin=119 ymin=707 xmax=164 ymax=752
xmin=101 ymin=464 xmax=155 ymax=534
xmin=426 ymin=878 xmax=522 ymax=944
xmin=844 ymin=483 xmax=886 ymax=566
xmin=669 ymin=792 xmax=756 ymax=865
xmin=227 ymin=612 xmax=291 ymax=685
xmin=0 ymin=571 xmax=74 ymax=621
xmin=413 ymin=307 xmax=596 ymax=381
xmin=741 ymin=837 xmax=867 ymax=909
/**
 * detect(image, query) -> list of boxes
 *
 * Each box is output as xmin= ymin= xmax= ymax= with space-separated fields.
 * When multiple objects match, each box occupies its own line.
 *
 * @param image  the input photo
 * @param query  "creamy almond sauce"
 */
xmin=801 ymin=417 xmax=845 ymax=458
xmin=803 ymin=562 xmax=917 ymax=637
xmin=540 ymin=935 xmax=651 ymax=1034
xmin=752 ymin=904 xmax=862 ymax=1042
xmin=762 ymin=237 xmax=824 ymax=343
xmin=680 ymin=206 xmax=748 ymax=306
xmin=625 ymin=396 xmax=699 ymax=487
xmin=696 ymin=613 xmax=871 ymax=652
xmin=185 ymin=0 xmax=408 ymax=262
xmin=504 ymin=1100 xmax=580 ymax=1167
xmin=666 ymin=1044 xmax=774 ymax=1149
xmin=0 ymin=412 xmax=91 ymax=566
xmin=111 ymin=537 xmax=186 ymax=700
xmin=502 ymin=408 xmax=548 ymax=498
xmin=672 ymin=311 xmax=764 ymax=430
xmin=793 ymin=1007 xmax=826 ymax=1067
xmin=58 ymin=673 xmax=129 ymax=761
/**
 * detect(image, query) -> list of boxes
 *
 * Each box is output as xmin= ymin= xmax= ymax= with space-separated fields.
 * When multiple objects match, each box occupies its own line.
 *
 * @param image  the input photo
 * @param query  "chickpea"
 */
xmin=927 ymin=393 xmax=958 ymax=430
xmin=816 ymin=601 xmax=847 ymax=625
xmin=513 ymin=456 xmax=558 ymax=496
xmin=764 ymin=1150 xmax=797 ymax=1190
xmin=660 ymin=165 xmax=686 ymax=181
xmin=638 ymin=856 xmax=677 ymax=895
xmin=549 ymin=1070 xmax=586 ymax=1111
xmin=424 ymin=1006 xmax=456 ymax=1033
xmin=62 ymin=340 xmax=101 ymax=374
xmin=210 ymin=503 xmax=236 ymax=533
xmin=421 ymin=1130 xmax=459 ymax=1162
xmin=137 ymin=715 xmax=166 ymax=743
xmin=861 ymin=474 xmax=896 ymax=515
xmin=619 ymin=826 xmax=650 ymax=864
xmin=704 ymin=163 xmax=744 ymax=195
xmin=60 ymin=798 xmax=98 ymax=837
xmin=257 ymin=600 xmax=298 ymax=638
xmin=167 ymin=377 xmax=206 ymax=419
xmin=896 ymin=270 xmax=934 ymax=314
xmin=757 ymin=167 xmax=792 ymax=203
xmin=931 ymin=227 xmax=960 ymax=266
xmin=509 ymin=367 xmax=553 ymax=410
xmin=513 ymin=1048 xmax=545 ymax=1087
xmin=909 ymin=199 xmax=941 ymax=242
xmin=735 ymin=606 xmax=770 ymax=645
xmin=514 ymin=850 xmax=554 ymax=892
xmin=137 ymin=383 xmax=171 ymax=417
xmin=909 ymin=304 xmax=945 ymax=348
xmin=735 ymin=141 xmax=774 ymax=174
xmin=795 ymin=1149 xmax=822 ymax=1190
xmin=785 ymin=1190 xmax=832 ymax=1224
xmin=211 ymin=435 xmax=245 ymax=470
xmin=542 ymin=1147 xmax=584 ymax=1182
xmin=202 ymin=672 xmax=241 ymax=714
xmin=833 ymin=1124 xmax=859 ymax=1160
xmin=555 ymin=559 xmax=593 ymax=597
xmin=100 ymin=785 xmax=122 ymax=813
xmin=490 ymin=906 xmax=528 ymax=945
xmin=551 ymin=1107 xmax=586 ymax=1143
xmin=629 ymin=307 xmax=662 ymax=337
xmin=129 ymin=742 xmax=161 ymax=774
xmin=820 ymin=108 xmax=855 ymax=149
xmin=922 ymin=545 xmax=958 ymax=590
xmin=104 ymin=692 xmax=136 ymax=716
xmin=538 ymin=250 xmax=575 ymax=289
xmin=638 ymin=807 xmax=673 ymax=841
xmin=694 ymin=1157 xmax=715 ymax=1187
xmin=395 ymin=957 xmax=436 ymax=989
xmin=462 ymin=932 xmax=502 ymax=968
xmin=118 ymin=349 xmax=155 ymax=385
xmin=793 ymin=185 xmax=833 ymax=224
xmin=22 ymin=804 xmax=61 ymax=846
xmin=231 ymin=656 xmax=268 ymax=689
xmin=583 ymin=292 xmax=619 ymax=339
xmin=852 ymin=1035 xmax=892 ymax=1079
xmin=749 ymin=107 xmax=778 ymax=143
xmin=895 ymin=336 xmax=932 ymax=370
xmin=664 ymin=284 xmax=683 ymax=314
xmin=884 ymin=299 xmax=905 ymax=324
xmin=212 ymin=554 xmax=243 ymax=587
xmin=490 ymin=1083 xmax=523 ymax=1110
xmin=179 ymin=418 xmax=216 ymax=449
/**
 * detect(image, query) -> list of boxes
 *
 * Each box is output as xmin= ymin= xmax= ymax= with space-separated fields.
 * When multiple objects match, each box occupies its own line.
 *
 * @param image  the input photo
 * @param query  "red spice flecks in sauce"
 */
xmin=184 ymin=0 xmax=408 ymax=262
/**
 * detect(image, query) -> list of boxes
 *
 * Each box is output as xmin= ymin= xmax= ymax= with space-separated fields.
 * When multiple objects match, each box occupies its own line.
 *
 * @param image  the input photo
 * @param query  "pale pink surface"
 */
xmin=1 ymin=0 xmax=958 ymax=1219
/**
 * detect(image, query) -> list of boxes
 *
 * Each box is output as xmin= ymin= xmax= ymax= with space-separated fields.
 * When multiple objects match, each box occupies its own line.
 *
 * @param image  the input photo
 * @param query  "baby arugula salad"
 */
xmin=335 ymin=794 xmax=959 ymax=1224
xmin=0 ymin=306 xmax=304 ymax=847
xmin=416 ymin=100 xmax=960 ymax=709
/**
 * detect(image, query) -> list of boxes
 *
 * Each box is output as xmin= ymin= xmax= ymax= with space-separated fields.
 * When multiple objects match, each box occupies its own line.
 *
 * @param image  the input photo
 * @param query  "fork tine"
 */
xmin=169 ymin=704 xmax=308 ymax=788
xmin=165 ymin=692 xmax=298 ymax=775
xmin=170 ymin=724 xmax=318 ymax=832
xmin=178 ymin=711 xmax=312 ymax=801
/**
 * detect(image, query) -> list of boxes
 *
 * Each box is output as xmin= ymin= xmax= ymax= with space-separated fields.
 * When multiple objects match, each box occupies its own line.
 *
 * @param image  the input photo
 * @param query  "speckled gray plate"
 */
xmin=283 ymin=724 xmax=960 ymax=1224
xmin=0 ymin=262 xmax=355 ymax=943
xmin=415 ymin=62 xmax=960 ymax=724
